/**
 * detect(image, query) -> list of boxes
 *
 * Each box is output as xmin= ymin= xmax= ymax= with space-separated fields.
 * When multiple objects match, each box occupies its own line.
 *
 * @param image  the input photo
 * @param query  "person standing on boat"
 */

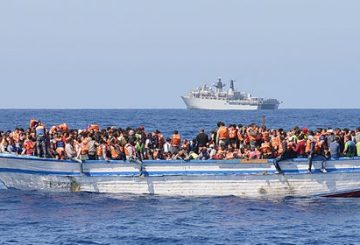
xmin=195 ymin=129 xmax=208 ymax=153
xmin=171 ymin=130 xmax=181 ymax=154
xmin=216 ymin=122 xmax=228 ymax=147
xmin=35 ymin=122 xmax=47 ymax=158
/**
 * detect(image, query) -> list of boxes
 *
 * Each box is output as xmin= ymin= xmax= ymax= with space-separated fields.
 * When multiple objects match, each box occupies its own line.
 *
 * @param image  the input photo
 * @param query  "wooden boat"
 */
xmin=0 ymin=153 xmax=359 ymax=198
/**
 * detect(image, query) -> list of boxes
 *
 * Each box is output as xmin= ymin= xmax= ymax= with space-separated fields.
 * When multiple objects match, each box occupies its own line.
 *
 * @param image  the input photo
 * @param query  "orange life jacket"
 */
xmin=110 ymin=146 xmax=119 ymax=159
xmin=80 ymin=142 xmax=89 ymax=155
xmin=88 ymin=124 xmax=99 ymax=132
xmin=97 ymin=145 xmax=103 ymax=156
xmin=58 ymin=123 xmax=69 ymax=132
xmin=218 ymin=126 xmax=228 ymax=140
xmin=247 ymin=128 xmax=257 ymax=141
xmin=172 ymin=134 xmax=181 ymax=147
xmin=229 ymin=128 xmax=237 ymax=139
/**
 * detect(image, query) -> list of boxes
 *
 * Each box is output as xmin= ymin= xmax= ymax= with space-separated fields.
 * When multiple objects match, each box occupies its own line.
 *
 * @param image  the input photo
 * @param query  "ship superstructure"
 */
xmin=181 ymin=78 xmax=280 ymax=110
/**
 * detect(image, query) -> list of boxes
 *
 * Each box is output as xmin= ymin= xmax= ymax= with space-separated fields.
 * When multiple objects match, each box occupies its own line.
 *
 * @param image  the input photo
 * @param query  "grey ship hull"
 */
xmin=182 ymin=96 xmax=279 ymax=110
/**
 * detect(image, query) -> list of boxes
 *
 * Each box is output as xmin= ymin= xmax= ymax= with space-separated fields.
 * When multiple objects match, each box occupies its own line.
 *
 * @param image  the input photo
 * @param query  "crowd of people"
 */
xmin=1 ymin=119 xmax=360 ymax=163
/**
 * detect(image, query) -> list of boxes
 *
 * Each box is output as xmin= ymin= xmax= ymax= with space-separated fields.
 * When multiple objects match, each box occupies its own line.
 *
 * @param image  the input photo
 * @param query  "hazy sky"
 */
xmin=0 ymin=1 xmax=359 ymax=109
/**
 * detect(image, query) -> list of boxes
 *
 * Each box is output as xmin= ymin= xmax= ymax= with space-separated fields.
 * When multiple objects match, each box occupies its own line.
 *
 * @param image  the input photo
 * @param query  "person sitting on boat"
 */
xmin=225 ymin=146 xmax=236 ymax=160
xmin=198 ymin=146 xmax=210 ymax=160
xmin=356 ymin=139 xmax=360 ymax=157
xmin=355 ymin=127 xmax=360 ymax=144
xmin=260 ymin=139 xmax=273 ymax=159
xmin=96 ymin=139 xmax=108 ymax=160
xmin=21 ymin=135 xmax=35 ymax=156
xmin=343 ymin=136 xmax=356 ymax=157
xmin=163 ymin=138 xmax=172 ymax=154
xmin=54 ymin=133 xmax=66 ymax=160
xmin=0 ymin=134 xmax=7 ymax=153
xmin=65 ymin=138 xmax=76 ymax=159
xmin=87 ymin=136 xmax=98 ymax=160
xmin=329 ymin=137 xmax=340 ymax=158
xmin=125 ymin=141 xmax=136 ymax=161
xmin=109 ymin=139 xmax=122 ymax=160
xmin=77 ymin=136 xmax=89 ymax=161
xmin=35 ymin=122 xmax=47 ymax=158
xmin=293 ymin=134 xmax=307 ymax=157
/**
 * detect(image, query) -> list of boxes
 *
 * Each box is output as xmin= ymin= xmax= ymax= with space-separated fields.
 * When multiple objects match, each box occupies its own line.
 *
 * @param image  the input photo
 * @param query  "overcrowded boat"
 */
xmin=0 ymin=119 xmax=360 ymax=197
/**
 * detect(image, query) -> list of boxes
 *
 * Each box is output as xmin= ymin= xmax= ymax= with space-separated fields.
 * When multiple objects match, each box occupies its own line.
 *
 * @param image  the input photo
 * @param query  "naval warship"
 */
xmin=181 ymin=78 xmax=280 ymax=110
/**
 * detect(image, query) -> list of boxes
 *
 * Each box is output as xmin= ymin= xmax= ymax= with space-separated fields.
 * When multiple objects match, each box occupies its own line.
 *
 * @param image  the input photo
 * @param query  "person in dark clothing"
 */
xmin=195 ymin=129 xmax=209 ymax=153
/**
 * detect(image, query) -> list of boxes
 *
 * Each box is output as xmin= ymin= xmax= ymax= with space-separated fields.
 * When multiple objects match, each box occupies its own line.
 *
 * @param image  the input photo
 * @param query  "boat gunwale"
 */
xmin=1 ymin=153 xmax=360 ymax=165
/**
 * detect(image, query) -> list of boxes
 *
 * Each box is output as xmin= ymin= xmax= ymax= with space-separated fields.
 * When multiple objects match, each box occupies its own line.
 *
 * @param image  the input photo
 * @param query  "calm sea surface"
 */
xmin=0 ymin=109 xmax=360 ymax=244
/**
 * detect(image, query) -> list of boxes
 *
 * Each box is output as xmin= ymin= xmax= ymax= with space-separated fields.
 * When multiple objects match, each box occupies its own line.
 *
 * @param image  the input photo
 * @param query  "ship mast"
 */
xmin=213 ymin=77 xmax=226 ymax=94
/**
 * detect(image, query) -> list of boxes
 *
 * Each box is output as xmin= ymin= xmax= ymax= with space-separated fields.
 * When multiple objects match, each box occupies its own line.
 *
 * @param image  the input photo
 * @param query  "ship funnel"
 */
xmin=230 ymin=80 xmax=235 ymax=91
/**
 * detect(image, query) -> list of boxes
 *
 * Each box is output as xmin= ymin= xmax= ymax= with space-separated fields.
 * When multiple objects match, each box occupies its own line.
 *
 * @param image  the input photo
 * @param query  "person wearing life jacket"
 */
xmin=151 ymin=130 xmax=163 ymax=149
xmin=171 ymin=130 xmax=181 ymax=154
xmin=54 ymin=133 xmax=66 ymax=160
xmin=216 ymin=122 xmax=228 ymax=146
xmin=22 ymin=135 xmax=35 ymax=156
xmin=260 ymin=139 xmax=273 ymax=159
xmin=35 ymin=122 xmax=47 ymax=158
xmin=237 ymin=125 xmax=245 ymax=150
xmin=88 ymin=124 xmax=99 ymax=132
xmin=307 ymin=134 xmax=327 ymax=172
xmin=109 ymin=138 xmax=124 ymax=160
xmin=247 ymin=124 xmax=258 ymax=148
xmin=96 ymin=139 xmax=108 ymax=160
xmin=228 ymin=125 xmax=238 ymax=148
xmin=57 ymin=123 xmax=69 ymax=133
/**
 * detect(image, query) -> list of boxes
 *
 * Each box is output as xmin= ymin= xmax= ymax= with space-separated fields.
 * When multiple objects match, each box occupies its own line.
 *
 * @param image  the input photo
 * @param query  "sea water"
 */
xmin=0 ymin=109 xmax=360 ymax=244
